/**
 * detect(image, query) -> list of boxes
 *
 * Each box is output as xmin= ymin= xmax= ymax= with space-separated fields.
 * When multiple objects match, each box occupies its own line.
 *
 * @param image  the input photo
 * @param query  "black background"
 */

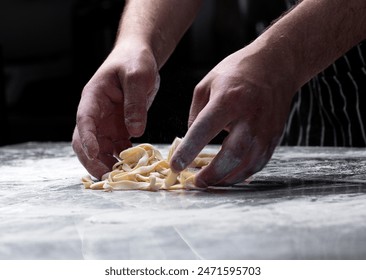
xmin=0 ymin=0 xmax=286 ymax=146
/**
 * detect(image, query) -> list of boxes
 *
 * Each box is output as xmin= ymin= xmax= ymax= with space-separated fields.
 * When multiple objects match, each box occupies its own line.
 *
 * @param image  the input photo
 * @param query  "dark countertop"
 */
xmin=0 ymin=142 xmax=365 ymax=260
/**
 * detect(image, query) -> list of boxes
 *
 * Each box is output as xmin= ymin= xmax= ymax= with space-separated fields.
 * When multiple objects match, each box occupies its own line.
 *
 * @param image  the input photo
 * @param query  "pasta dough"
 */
xmin=82 ymin=138 xmax=215 ymax=192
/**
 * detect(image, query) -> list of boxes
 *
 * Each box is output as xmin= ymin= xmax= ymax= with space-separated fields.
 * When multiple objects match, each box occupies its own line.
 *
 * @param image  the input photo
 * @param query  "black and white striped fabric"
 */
xmin=280 ymin=0 xmax=366 ymax=147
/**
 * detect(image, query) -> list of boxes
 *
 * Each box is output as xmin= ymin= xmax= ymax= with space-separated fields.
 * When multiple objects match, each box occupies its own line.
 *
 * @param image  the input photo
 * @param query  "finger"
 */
xmin=72 ymin=128 xmax=110 ymax=179
xmin=213 ymin=142 xmax=267 ymax=186
xmin=217 ymin=154 xmax=266 ymax=186
xmin=147 ymin=74 xmax=160 ymax=110
xmin=217 ymin=129 xmax=282 ymax=185
xmin=86 ymin=135 xmax=122 ymax=179
xmin=96 ymin=135 xmax=119 ymax=169
xmin=76 ymin=94 xmax=100 ymax=160
xmin=188 ymin=81 xmax=210 ymax=128
xmin=123 ymin=68 xmax=155 ymax=137
xmin=170 ymin=98 xmax=232 ymax=173
xmin=194 ymin=123 xmax=253 ymax=187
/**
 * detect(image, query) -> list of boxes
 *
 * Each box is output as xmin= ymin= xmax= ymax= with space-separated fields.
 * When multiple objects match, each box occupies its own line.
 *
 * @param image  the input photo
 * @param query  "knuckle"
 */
xmin=76 ymin=113 xmax=83 ymax=125
xmin=81 ymin=82 xmax=93 ymax=95
xmin=125 ymin=66 xmax=155 ymax=89
xmin=220 ymin=88 xmax=242 ymax=106
xmin=81 ymin=80 xmax=105 ymax=97
xmin=209 ymin=88 xmax=242 ymax=117
xmin=80 ymin=83 xmax=91 ymax=97
xmin=193 ymin=82 xmax=206 ymax=95
xmin=76 ymin=113 xmax=88 ymax=125
xmin=192 ymin=83 xmax=210 ymax=104
xmin=124 ymin=67 xmax=143 ymax=83
xmin=124 ymin=100 xmax=146 ymax=114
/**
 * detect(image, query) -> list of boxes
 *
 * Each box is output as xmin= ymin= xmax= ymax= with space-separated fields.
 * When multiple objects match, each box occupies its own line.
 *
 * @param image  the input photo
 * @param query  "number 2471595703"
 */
xmin=197 ymin=266 xmax=261 ymax=276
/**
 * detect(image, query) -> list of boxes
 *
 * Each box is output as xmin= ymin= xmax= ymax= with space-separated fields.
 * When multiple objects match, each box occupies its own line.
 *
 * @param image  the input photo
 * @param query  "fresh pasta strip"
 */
xmin=82 ymin=138 xmax=215 ymax=192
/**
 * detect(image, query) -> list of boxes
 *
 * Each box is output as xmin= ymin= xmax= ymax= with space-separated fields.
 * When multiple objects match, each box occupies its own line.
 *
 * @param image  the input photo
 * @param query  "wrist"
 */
xmin=116 ymin=0 xmax=202 ymax=70
xmin=114 ymin=32 xmax=169 ymax=71
xmin=241 ymin=34 xmax=300 ymax=102
xmin=113 ymin=34 xmax=154 ymax=60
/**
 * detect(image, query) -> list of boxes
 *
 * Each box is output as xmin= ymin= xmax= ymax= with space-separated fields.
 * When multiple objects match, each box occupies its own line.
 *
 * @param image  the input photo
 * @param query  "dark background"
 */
xmin=0 ymin=0 xmax=286 ymax=146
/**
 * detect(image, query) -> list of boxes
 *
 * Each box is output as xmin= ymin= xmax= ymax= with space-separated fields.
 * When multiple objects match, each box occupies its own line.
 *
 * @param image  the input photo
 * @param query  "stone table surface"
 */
xmin=0 ymin=142 xmax=365 ymax=260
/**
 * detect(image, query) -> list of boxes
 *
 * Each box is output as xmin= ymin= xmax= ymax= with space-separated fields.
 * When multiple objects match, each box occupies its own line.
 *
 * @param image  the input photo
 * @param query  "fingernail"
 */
xmin=127 ymin=121 xmax=143 ymax=129
xmin=171 ymin=156 xmax=185 ymax=173
xmin=126 ymin=121 xmax=144 ymax=137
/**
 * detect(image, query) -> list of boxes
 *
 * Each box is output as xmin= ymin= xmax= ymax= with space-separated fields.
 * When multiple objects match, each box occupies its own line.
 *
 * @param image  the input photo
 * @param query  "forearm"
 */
xmin=117 ymin=0 xmax=203 ymax=69
xmin=248 ymin=0 xmax=366 ymax=94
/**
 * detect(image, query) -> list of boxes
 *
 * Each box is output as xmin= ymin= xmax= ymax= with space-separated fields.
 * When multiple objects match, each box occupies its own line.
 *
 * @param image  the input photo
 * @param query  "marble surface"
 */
xmin=0 ymin=142 xmax=365 ymax=260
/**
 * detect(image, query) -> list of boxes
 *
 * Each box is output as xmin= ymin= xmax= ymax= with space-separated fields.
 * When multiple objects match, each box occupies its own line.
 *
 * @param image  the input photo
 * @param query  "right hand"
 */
xmin=170 ymin=45 xmax=296 ymax=187
xmin=72 ymin=40 xmax=160 ymax=179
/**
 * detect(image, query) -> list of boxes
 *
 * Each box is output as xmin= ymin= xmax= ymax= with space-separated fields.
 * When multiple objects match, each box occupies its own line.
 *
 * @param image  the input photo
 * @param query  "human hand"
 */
xmin=170 ymin=46 xmax=297 ymax=187
xmin=72 ymin=40 xmax=160 ymax=179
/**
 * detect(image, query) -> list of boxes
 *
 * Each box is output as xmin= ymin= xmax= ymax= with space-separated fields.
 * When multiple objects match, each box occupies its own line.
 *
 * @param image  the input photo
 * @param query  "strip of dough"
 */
xmin=81 ymin=138 xmax=215 ymax=192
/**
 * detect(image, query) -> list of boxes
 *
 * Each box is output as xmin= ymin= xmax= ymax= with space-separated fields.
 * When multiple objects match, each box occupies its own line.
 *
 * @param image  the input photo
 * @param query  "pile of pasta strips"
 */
xmin=82 ymin=138 xmax=214 ymax=191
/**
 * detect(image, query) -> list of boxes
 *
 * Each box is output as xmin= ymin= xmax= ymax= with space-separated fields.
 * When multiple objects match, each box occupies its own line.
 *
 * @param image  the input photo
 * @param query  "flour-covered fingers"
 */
xmin=72 ymin=128 xmax=110 ymax=179
xmin=193 ymin=123 xmax=253 ymax=187
xmin=76 ymin=101 xmax=100 ymax=160
xmin=213 ymin=145 xmax=267 ymax=186
xmin=170 ymin=100 xmax=231 ymax=173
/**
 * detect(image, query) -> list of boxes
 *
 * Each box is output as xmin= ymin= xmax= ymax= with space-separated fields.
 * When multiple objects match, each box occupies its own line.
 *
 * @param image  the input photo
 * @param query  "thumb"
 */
xmin=123 ymin=68 xmax=156 ymax=137
xmin=147 ymin=74 xmax=160 ymax=110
